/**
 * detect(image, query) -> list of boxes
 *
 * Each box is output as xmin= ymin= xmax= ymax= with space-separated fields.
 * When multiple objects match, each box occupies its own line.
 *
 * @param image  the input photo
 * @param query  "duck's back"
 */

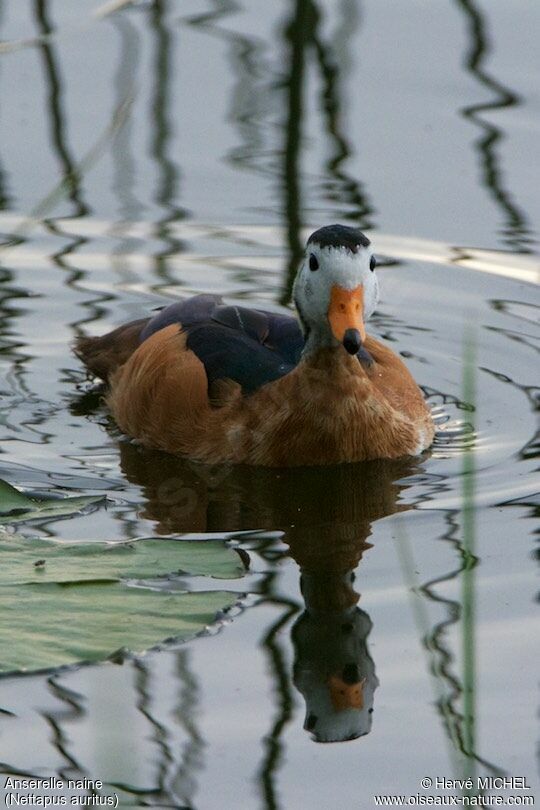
xmin=74 ymin=293 xmax=304 ymax=391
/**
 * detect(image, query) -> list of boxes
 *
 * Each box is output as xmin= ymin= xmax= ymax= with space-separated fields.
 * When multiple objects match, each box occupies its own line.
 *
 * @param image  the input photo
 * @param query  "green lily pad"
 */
xmin=0 ymin=535 xmax=244 ymax=673
xmin=0 ymin=584 xmax=236 ymax=672
xmin=0 ymin=478 xmax=105 ymax=524
xmin=0 ymin=536 xmax=245 ymax=584
xmin=0 ymin=479 xmax=32 ymax=512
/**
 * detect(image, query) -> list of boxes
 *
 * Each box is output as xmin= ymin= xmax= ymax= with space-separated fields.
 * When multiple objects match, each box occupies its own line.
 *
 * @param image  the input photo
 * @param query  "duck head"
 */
xmin=293 ymin=224 xmax=379 ymax=355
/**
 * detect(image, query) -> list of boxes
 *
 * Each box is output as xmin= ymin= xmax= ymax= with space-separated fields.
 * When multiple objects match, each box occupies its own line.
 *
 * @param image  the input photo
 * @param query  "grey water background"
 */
xmin=0 ymin=0 xmax=539 ymax=807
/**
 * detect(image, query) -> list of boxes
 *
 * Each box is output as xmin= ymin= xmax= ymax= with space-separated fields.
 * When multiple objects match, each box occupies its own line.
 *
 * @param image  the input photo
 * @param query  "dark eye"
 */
xmin=370 ymin=256 xmax=376 ymax=271
xmin=309 ymin=253 xmax=319 ymax=271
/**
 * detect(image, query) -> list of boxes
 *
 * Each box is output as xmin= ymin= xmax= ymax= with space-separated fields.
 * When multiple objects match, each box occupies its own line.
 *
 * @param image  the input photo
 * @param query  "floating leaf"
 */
xmin=0 ymin=536 xmax=245 ymax=585
xmin=0 ymin=584 xmax=236 ymax=672
xmin=0 ymin=479 xmax=31 ymax=512
xmin=0 ymin=478 xmax=105 ymax=524
xmin=0 ymin=535 xmax=244 ymax=673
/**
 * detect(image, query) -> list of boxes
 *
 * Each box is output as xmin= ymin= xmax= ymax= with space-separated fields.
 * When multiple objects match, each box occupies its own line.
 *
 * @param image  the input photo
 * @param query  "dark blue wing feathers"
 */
xmin=265 ymin=314 xmax=304 ymax=365
xmin=139 ymin=294 xmax=223 ymax=342
xmin=138 ymin=294 xmax=304 ymax=394
xmin=211 ymin=304 xmax=270 ymax=343
xmin=186 ymin=324 xmax=296 ymax=394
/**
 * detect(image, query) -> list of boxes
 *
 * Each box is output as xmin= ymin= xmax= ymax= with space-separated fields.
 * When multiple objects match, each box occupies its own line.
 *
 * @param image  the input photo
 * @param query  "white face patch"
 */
xmin=293 ymin=243 xmax=379 ymax=333
xmin=304 ymin=278 xmax=315 ymax=300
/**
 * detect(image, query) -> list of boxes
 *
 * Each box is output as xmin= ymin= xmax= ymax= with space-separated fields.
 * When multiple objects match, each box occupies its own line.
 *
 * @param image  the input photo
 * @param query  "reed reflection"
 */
xmin=39 ymin=650 xmax=203 ymax=807
xmin=189 ymin=0 xmax=375 ymax=302
xmin=33 ymin=0 xmax=89 ymax=218
xmin=0 ymin=1 xmax=11 ymax=213
xmin=110 ymin=13 xmax=142 ymax=226
xmin=454 ymin=0 xmax=534 ymax=252
xmin=147 ymin=0 xmax=187 ymax=270
xmin=280 ymin=0 xmax=375 ymax=302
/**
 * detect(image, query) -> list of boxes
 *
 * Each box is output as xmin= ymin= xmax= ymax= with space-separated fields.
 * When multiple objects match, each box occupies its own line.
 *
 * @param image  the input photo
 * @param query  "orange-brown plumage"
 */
xmin=73 ymin=318 xmax=148 ymax=382
xmin=74 ymin=225 xmax=434 ymax=466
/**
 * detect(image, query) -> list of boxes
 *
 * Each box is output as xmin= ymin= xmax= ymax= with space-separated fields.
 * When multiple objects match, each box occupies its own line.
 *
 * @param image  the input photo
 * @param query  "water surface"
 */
xmin=0 ymin=1 xmax=538 ymax=807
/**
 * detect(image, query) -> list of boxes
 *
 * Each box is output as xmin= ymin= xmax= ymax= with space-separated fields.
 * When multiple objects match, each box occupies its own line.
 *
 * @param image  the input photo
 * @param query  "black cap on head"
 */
xmin=307 ymin=224 xmax=370 ymax=254
xmin=342 ymin=663 xmax=360 ymax=684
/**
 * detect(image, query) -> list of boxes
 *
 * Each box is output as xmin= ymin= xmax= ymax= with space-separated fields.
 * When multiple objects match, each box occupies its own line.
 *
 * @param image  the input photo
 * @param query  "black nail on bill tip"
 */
xmin=343 ymin=328 xmax=362 ymax=355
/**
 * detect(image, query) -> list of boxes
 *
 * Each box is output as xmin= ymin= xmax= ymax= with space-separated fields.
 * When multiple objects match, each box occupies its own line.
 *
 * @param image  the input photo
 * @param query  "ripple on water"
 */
xmin=0 ymin=225 xmax=538 ymax=801
xmin=0 ymin=226 xmax=537 ymax=526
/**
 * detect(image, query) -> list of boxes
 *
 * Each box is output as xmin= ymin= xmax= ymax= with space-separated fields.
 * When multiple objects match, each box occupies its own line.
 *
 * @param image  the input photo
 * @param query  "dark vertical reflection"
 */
xmin=187 ymin=0 xmax=276 ymax=190
xmin=186 ymin=0 xmax=280 ymax=235
xmin=22 ymin=655 xmax=203 ymax=806
xmin=280 ymin=0 xmax=375 ymax=302
xmin=258 ymin=599 xmax=299 ymax=810
xmin=280 ymin=1 xmax=316 ymax=306
xmin=454 ymin=0 xmax=534 ymax=252
xmin=0 ymin=1 xmax=13 ymax=211
xmin=148 ymin=0 xmax=187 ymax=279
xmin=111 ymin=13 xmax=142 ymax=225
xmin=14 ymin=657 xmax=202 ymax=806
xmin=33 ymin=0 xmax=89 ymax=217
xmin=170 ymin=650 xmax=204 ymax=806
xmin=0 ymin=161 xmax=11 ymax=211
xmin=66 ymin=9 xmax=141 ymax=343
xmin=128 ymin=654 xmax=203 ymax=806
xmin=44 ymin=675 xmax=87 ymax=781
xmin=0 ymin=265 xmax=35 ymax=429
xmin=312 ymin=4 xmax=374 ymax=227
xmin=134 ymin=659 xmax=175 ymax=802
xmin=419 ymin=509 xmax=504 ymax=776
xmin=187 ymin=0 xmax=375 ymax=302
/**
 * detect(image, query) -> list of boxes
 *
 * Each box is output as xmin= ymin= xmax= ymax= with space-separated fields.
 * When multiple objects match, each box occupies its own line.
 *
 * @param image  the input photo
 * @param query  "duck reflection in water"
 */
xmin=118 ymin=442 xmax=422 ymax=743
xmin=292 ymin=564 xmax=377 ymax=742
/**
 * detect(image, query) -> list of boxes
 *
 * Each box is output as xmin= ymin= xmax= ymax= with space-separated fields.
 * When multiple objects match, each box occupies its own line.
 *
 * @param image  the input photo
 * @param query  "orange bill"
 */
xmin=327 ymin=674 xmax=366 ymax=711
xmin=328 ymin=284 xmax=365 ymax=343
